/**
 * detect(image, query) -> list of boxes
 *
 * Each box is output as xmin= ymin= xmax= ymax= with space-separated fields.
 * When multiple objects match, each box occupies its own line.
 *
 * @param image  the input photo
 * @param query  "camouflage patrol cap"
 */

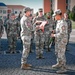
xmin=39 ymin=8 xmax=43 ymax=12
xmin=24 ymin=7 xmax=32 ymax=13
xmin=53 ymin=9 xmax=62 ymax=16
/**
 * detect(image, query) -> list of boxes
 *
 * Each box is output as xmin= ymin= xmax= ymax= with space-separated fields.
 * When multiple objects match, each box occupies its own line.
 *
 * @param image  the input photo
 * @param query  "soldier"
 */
xmin=20 ymin=7 xmax=33 ymax=70
xmin=29 ymin=14 xmax=34 ymax=53
xmin=44 ymin=13 xmax=55 ymax=52
xmin=4 ymin=14 xmax=10 ymax=35
xmin=51 ymin=9 xmax=68 ymax=73
xmin=64 ymin=13 xmax=72 ymax=50
xmin=16 ymin=12 xmax=22 ymax=39
xmin=0 ymin=19 xmax=4 ymax=51
xmin=6 ymin=13 xmax=19 ymax=53
xmin=34 ymin=8 xmax=47 ymax=59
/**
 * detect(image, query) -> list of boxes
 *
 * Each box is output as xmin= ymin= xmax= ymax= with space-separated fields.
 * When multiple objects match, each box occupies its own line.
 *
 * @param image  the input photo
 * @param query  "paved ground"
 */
xmin=0 ymin=29 xmax=75 ymax=75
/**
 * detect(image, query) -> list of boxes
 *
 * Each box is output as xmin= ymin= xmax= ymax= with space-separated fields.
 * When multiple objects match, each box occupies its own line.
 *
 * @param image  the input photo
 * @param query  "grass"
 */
xmin=72 ymin=21 xmax=75 ymax=29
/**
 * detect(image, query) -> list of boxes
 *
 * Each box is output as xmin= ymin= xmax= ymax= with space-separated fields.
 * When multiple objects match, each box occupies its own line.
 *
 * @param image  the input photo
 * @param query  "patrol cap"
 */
xmin=53 ymin=9 xmax=62 ymax=17
xmin=39 ymin=8 xmax=43 ymax=12
xmin=24 ymin=7 xmax=32 ymax=13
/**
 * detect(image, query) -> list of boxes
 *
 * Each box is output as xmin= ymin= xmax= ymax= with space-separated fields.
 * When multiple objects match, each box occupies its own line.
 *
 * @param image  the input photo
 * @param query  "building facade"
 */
xmin=0 ymin=3 xmax=8 ymax=22
xmin=7 ymin=5 xmax=25 ymax=17
xmin=0 ymin=2 xmax=25 ymax=21
xmin=44 ymin=0 xmax=75 ymax=15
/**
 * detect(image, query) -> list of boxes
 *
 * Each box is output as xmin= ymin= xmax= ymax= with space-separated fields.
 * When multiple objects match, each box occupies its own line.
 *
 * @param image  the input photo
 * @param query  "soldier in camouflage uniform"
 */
xmin=0 ymin=19 xmax=4 ymax=51
xmin=29 ymin=14 xmax=34 ymax=53
xmin=20 ymin=7 xmax=33 ymax=70
xmin=6 ymin=13 xmax=19 ymax=53
xmin=16 ymin=12 xmax=22 ymax=39
xmin=64 ymin=13 xmax=72 ymax=50
xmin=44 ymin=13 xmax=55 ymax=52
xmin=4 ymin=14 xmax=10 ymax=35
xmin=34 ymin=8 xmax=47 ymax=59
xmin=51 ymin=9 xmax=68 ymax=73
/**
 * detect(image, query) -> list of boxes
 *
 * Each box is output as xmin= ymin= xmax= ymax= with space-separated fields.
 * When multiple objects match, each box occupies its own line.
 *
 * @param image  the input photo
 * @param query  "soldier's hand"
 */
xmin=51 ymin=33 xmax=55 ymax=37
xmin=36 ymin=26 xmax=40 ymax=30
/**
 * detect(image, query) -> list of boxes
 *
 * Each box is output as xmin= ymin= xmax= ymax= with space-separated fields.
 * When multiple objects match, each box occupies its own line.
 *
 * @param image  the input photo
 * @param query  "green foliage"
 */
xmin=50 ymin=9 xmax=54 ymax=16
xmin=69 ymin=6 xmax=75 ymax=21
xmin=69 ymin=12 xmax=75 ymax=21
xmin=72 ymin=5 xmax=75 ymax=13
xmin=36 ymin=12 xmax=38 ymax=16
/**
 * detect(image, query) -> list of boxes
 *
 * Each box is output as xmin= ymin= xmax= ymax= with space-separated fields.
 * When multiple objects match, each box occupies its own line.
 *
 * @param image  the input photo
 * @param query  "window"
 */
xmin=0 ymin=16 xmax=2 ymax=19
xmin=50 ymin=0 xmax=52 ymax=3
xmin=66 ymin=0 xmax=68 ymax=4
xmin=3 ymin=16 xmax=6 ymax=20
xmin=3 ymin=10 xmax=6 ymax=14
xmin=15 ymin=11 xmax=17 ymax=14
xmin=0 ymin=10 xmax=2 ymax=13
xmin=66 ymin=6 xmax=68 ymax=10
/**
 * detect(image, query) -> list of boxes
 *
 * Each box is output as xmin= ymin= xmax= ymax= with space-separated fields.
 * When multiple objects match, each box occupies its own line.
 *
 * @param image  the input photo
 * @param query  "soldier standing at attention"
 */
xmin=4 ymin=14 xmax=10 ymax=35
xmin=0 ymin=19 xmax=4 ymax=51
xmin=51 ymin=9 xmax=68 ymax=73
xmin=6 ymin=13 xmax=19 ymax=53
xmin=20 ymin=7 xmax=33 ymax=70
xmin=44 ymin=13 xmax=54 ymax=52
xmin=34 ymin=8 xmax=47 ymax=59
xmin=64 ymin=13 xmax=72 ymax=50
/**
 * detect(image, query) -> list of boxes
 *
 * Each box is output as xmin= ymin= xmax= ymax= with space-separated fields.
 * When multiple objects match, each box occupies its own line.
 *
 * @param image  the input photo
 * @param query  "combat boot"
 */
xmin=21 ymin=63 xmax=32 ymax=70
xmin=36 ymin=54 xmax=45 ymax=59
xmin=56 ymin=66 xmax=67 ymax=74
xmin=52 ymin=63 xmax=62 ymax=69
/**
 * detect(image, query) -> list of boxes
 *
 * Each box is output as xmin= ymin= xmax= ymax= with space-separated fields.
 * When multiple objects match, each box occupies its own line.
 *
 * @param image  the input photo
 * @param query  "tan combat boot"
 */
xmin=21 ymin=63 xmax=32 ymax=70
xmin=52 ymin=63 xmax=62 ymax=68
xmin=56 ymin=66 xmax=67 ymax=74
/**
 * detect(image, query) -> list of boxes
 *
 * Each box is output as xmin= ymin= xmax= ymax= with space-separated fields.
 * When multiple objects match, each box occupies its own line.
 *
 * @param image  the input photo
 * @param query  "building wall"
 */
xmin=44 ymin=0 xmax=73 ymax=15
xmin=57 ymin=0 xmax=66 ymax=15
xmin=0 ymin=6 xmax=7 ymax=22
xmin=44 ymin=0 xmax=51 ymax=13
xmin=70 ymin=0 xmax=75 ymax=11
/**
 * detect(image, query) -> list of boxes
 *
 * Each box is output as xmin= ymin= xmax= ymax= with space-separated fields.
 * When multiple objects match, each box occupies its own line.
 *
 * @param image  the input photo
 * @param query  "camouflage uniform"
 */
xmin=21 ymin=15 xmax=33 ymax=64
xmin=44 ymin=18 xmax=54 ymax=51
xmin=0 ymin=19 xmax=4 ymax=50
xmin=34 ymin=15 xmax=46 ymax=58
xmin=6 ymin=19 xmax=19 ymax=53
xmin=54 ymin=19 xmax=68 ymax=67
xmin=65 ymin=19 xmax=72 ymax=49
xmin=16 ymin=14 xmax=21 ymax=39
xmin=4 ymin=14 xmax=10 ymax=35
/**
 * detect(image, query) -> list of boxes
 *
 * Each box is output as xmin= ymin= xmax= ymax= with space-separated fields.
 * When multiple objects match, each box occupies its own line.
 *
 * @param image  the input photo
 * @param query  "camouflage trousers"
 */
xmin=66 ymin=33 xmax=70 ymax=47
xmin=55 ymin=38 xmax=67 ymax=66
xmin=21 ymin=35 xmax=31 ymax=64
xmin=44 ymin=31 xmax=50 ymax=48
xmin=8 ymin=34 xmax=17 ymax=52
xmin=34 ymin=30 xmax=45 ymax=56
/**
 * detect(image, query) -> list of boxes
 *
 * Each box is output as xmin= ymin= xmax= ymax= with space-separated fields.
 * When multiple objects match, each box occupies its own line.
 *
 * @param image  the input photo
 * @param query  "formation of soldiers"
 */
xmin=0 ymin=7 xmax=72 ymax=73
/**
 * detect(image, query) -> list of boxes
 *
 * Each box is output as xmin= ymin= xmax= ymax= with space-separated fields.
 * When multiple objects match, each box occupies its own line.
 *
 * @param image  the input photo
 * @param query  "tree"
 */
xmin=36 ymin=12 xmax=38 ymax=16
xmin=69 ymin=12 xmax=75 ymax=21
xmin=50 ymin=9 xmax=54 ymax=17
xmin=66 ymin=9 xmax=71 ymax=19
xmin=69 ymin=6 xmax=75 ymax=21
xmin=72 ymin=6 xmax=75 ymax=13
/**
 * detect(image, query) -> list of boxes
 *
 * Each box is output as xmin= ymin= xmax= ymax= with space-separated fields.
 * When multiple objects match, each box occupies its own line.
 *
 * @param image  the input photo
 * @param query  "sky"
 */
xmin=0 ymin=0 xmax=43 ymax=13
